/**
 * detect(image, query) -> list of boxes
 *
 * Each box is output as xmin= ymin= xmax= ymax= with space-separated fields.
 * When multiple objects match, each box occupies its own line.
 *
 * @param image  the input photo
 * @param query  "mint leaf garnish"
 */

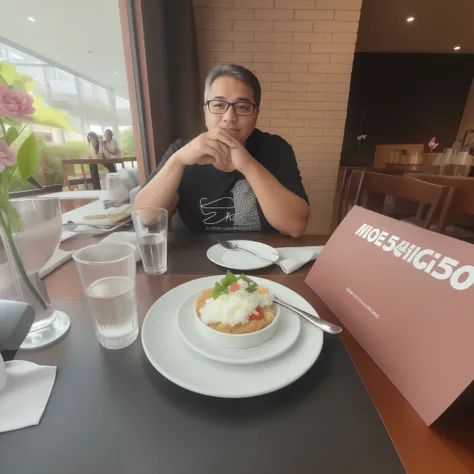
xmin=211 ymin=271 xmax=259 ymax=299
xmin=238 ymin=274 xmax=258 ymax=293
xmin=212 ymin=270 xmax=238 ymax=299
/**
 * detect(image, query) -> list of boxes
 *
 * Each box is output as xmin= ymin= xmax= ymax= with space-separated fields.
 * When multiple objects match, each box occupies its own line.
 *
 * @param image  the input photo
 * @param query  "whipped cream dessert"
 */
xmin=195 ymin=272 xmax=276 ymax=334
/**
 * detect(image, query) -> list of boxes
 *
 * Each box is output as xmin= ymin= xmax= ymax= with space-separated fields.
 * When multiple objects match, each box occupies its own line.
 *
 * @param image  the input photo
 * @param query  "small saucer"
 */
xmin=176 ymin=293 xmax=301 ymax=365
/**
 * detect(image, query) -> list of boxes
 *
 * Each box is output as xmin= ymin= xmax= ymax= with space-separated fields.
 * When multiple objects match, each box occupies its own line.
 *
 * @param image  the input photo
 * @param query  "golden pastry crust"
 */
xmin=195 ymin=286 xmax=275 ymax=334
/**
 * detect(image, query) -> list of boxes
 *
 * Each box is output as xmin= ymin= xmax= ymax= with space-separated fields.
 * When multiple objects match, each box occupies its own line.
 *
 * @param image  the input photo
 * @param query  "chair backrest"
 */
xmin=354 ymin=171 xmax=453 ymax=230
xmin=410 ymin=175 xmax=474 ymax=216
xmin=442 ymin=164 xmax=471 ymax=177
xmin=337 ymin=167 xmax=404 ymax=222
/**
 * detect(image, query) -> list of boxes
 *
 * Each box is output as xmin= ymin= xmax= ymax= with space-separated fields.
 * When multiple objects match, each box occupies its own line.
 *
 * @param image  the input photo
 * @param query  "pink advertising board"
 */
xmin=306 ymin=206 xmax=474 ymax=425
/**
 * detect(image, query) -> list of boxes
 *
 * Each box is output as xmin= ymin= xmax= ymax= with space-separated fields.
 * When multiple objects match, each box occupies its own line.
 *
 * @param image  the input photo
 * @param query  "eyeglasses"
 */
xmin=205 ymin=100 xmax=258 ymax=116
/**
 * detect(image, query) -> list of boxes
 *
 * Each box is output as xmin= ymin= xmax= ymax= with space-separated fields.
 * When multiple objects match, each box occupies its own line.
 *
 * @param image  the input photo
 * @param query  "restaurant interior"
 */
xmin=0 ymin=1 xmax=473 ymax=474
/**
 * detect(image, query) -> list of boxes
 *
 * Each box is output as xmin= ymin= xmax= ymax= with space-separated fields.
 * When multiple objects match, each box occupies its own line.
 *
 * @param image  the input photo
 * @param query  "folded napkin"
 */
xmin=60 ymin=230 xmax=77 ymax=242
xmin=39 ymin=232 xmax=140 ymax=280
xmin=0 ymin=360 xmax=57 ymax=433
xmin=276 ymin=246 xmax=324 ymax=274
xmin=39 ymin=248 xmax=74 ymax=279
xmin=66 ymin=203 xmax=132 ymax=227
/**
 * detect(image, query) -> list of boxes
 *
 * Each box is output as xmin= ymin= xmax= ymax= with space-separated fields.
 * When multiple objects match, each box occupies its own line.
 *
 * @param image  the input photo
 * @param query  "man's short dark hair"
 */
xmin=204 ymin=63 xmax=261 ymax=107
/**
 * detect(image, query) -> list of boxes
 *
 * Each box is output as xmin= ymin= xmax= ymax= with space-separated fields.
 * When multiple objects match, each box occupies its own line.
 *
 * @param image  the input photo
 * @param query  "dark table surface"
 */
xmin=0 ymin=293 xmax=404 ymax=474
xmin=2 ymin=224 xmax=474 ymax=474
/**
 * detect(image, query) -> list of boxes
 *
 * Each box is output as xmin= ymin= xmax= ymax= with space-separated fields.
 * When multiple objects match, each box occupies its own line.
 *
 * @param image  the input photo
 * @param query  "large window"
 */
xmin=2 ymin=41 xmax=136 ymax=191
xmin=1 ymin=41 xmax=134 ymax=150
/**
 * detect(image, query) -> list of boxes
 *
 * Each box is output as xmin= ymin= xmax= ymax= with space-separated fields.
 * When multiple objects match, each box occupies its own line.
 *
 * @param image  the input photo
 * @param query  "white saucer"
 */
xmin=141 ymin=276 xmax=324 ymax=398
xmin=207 ymin=240 xmax=279 ymax=271
xmin=176 ymin=293 xmax=301 ymax=365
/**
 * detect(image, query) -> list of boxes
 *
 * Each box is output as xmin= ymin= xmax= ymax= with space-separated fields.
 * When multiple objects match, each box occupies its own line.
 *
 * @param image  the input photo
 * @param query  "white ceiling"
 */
xmin=357 ymin=0 xmax=474 ymax=54
xmin=0 ymin=0 xmax=129 ymax=98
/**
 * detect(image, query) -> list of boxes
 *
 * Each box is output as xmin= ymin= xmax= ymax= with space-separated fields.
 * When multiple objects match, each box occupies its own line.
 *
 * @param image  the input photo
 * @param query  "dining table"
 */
xmin=0 ymin=198 xmax=473 ymax=474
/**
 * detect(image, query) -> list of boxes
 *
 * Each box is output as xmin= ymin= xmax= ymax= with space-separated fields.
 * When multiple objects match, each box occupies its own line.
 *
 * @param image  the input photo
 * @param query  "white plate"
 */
xmin=141 ymin=276 xmax=324 ymax=398
xmin=206 ymin=240 xmax=280 ymax=271
xmin=176 ymin=292 xmax=301 ymax=365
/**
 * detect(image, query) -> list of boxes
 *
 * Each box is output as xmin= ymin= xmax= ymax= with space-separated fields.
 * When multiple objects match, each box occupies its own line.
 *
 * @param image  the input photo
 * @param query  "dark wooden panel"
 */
xmin=342 ymin=53 xmax=474 ymax=165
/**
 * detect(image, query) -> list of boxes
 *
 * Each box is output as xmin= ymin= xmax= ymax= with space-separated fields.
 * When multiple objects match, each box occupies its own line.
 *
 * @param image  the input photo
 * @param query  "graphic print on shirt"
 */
xmin=200 ymin=180 xmax=261 ymax=232
xmin=200 ymin=197 xmax=235 ymax=225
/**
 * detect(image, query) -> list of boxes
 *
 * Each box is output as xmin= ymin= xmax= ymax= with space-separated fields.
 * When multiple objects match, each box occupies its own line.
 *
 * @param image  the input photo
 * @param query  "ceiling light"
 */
xmin=114 ymin=71 xmax=118 ymax=75
xmin=454 ymin=45 xmax=461 ymax=51
xmin=27 ymin=16 xmax=36 ymax=22
xmin=406 ymin=16 xmax=415 ymax=23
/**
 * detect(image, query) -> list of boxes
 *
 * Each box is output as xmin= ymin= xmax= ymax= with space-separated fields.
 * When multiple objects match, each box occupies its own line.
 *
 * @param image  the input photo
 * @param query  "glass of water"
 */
xmin=73 ymin=242 xmax=138 ymax=350
xmin=132 ymin=207 xmax=168 ymax=275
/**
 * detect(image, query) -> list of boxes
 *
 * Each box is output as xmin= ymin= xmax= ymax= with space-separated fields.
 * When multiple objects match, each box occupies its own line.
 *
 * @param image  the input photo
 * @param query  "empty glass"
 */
xmin=132 ymin=207 xmax=168 ymax=275
xmin=73 ymin=242 xmax=138 ymax=350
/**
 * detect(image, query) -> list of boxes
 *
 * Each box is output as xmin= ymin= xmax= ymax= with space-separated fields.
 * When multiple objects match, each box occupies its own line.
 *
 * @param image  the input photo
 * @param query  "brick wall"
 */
xmin=193 ymin=0 xmax=361 ymax=233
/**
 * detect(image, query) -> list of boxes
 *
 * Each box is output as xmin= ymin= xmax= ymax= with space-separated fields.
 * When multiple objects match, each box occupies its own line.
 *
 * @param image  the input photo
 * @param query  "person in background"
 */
xmin=87 ymin=131 xmax=101 ymax=157
xmin=86 ymin=131 xmax=116 ymax=173
xmin=100 ymin=129 xmax=122 ymax=159
xmin=135 ymin=63 xmax=309 ymax=238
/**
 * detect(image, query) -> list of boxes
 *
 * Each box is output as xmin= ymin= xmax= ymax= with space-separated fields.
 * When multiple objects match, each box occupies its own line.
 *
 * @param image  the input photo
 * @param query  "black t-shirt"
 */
xmin=142 ymin=128 xmax=308 ymax=233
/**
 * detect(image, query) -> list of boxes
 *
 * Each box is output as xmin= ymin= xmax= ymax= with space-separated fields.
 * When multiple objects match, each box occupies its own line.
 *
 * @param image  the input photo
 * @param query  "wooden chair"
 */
xmin=409 ymin=175 xmax=474 ymax=237
xmin=335 ymin=167 xmax=404 ymax=227
xmin=121 ymin=157 xmax=137 ymax=168
xmin=354 ymin=171 xmax=454 ymax=232
xmin=62 ymin=161 xmax=92 ymax=190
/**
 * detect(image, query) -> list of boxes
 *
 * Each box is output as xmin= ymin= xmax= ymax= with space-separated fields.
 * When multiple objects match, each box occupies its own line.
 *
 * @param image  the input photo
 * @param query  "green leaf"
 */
xmin=0 ymin=63 xmax=17 ymax=85
xmin=3 ymin=117 xmax=22 ymax=129
xmin=238 ymin=274 xmax=258 ymax=293
xmin=0 ymin=63 xmax=35 ymax=92
xmin=211 ymin=271 xmax=238 ymax=299
xmin=30 ymin=95 xmax=71 ymax=129
xmin=221 ymin=270 xmax=238 ymax=288
xmin=211 ymin=282 xmax=225 ymax=300
xmin=12 ymin=74 xmax=35 ymax=93
xmin=5 ymin=126 xmax=19 ymax=146
xmin=16 ymin=133 xmax=38 ymax=180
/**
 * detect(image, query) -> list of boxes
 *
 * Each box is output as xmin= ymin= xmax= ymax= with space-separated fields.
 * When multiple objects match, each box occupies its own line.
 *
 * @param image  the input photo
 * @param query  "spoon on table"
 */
xmin=274 ymin=296 xmax=342 ymax=335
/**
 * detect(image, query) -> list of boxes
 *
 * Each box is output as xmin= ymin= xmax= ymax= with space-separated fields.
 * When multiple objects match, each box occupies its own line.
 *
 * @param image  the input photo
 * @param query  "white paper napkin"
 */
xmin=39 ymin=248 xmax=74 ymax=279
xmin=67 ymin=203 xmax=132 ymax=227
xmin=0 ymin=360 xmax=57 ymax=433
xmin=276 ymin=246 xmax=324 ymax=274
xmin=60 ymin=230 xmax=77 ymax=242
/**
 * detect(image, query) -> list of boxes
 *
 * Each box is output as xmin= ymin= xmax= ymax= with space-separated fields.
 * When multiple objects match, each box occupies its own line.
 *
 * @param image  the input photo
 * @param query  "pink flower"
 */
xmin=428 ymin=136 xmax=439 ymax=151
xmin=0 ymin=139 xmax=16 ymax=172
xmin=0 ymin=83 xmax=35 ymax=120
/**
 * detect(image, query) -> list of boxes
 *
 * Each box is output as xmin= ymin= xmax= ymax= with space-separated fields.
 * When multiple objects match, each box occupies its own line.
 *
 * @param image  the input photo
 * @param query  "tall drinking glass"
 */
xmin=132 ymin=207 xmax=168 ymax=275
xmin=73 ymin=242 xmax=138 ymax=350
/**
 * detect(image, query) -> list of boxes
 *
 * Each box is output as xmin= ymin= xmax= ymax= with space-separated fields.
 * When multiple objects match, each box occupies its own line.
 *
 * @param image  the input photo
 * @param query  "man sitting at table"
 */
xmin=135 ymin=63 xmax=310 ymax=238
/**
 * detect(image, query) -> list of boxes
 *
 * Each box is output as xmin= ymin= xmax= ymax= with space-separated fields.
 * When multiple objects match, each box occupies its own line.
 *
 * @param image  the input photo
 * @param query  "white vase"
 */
xmin=1 ymin=198 xmax=70 ymax=350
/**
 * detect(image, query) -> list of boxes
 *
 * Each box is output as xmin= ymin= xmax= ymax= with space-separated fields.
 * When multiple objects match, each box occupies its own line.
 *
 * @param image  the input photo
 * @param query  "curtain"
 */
xmin=139 ymin=0 xmax=204 ymax=171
